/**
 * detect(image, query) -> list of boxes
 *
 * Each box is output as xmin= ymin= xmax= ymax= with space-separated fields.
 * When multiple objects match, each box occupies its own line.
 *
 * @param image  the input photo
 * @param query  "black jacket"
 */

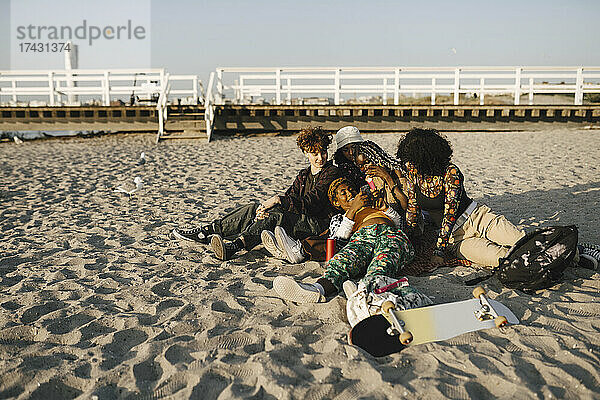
xmin=279 ymin=161 xmax=341 ymax=220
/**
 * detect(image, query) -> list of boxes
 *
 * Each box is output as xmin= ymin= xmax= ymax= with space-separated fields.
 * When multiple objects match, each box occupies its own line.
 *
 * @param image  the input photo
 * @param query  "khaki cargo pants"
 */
xmin=449 ymin=204 xmax=525 ymax=267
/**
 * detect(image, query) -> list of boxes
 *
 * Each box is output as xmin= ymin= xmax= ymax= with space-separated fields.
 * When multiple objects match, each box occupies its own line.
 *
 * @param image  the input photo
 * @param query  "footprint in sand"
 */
xmin=133 ymin=357 xmax=163 ymax=390
xmin=100 ymin=328 xmax=149 ymax=370
xmin=20 ymin=301 xmax=65 ymax=324
xmin=28 ymin=379 xmax=82 ymax=400
xmin=165 ymin=344 xmax=195 ymax=365
xmin=189 ymin=371 xmax=230 ymax=400
xmin=46 ymin=313 xmax=95 ymax=335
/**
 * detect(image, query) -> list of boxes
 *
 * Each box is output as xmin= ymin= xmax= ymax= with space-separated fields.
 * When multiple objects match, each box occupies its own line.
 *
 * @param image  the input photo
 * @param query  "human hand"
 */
xmin=260 ymin=195 xmax=280 ymax=211
xmin=365 ymin=165 xmax=393 ymax=185
xmin=370 ymin=189 xmax=387 ymax=210
xmin=350 ymin=191 xmax=370 ymax=211
xmin=255 ymin=204 xmax=268 ymax=220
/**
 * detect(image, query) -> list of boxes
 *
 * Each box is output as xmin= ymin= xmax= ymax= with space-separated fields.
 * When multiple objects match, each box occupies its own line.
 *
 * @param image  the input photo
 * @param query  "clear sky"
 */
xmin=1 ymin=0 xmax=599 ymax=84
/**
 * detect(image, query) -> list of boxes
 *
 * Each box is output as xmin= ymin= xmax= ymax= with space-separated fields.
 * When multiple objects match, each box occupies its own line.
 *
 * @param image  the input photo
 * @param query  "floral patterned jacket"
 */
xmin=404 ymin=162 xmax=472 ymax=253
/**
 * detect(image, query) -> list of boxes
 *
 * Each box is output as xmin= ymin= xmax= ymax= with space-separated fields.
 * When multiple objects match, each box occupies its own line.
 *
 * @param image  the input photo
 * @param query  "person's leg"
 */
xmin=272 ymin=228 xmax=374 ymax=303
xmin=322 ymin=225 xmax=376 ymax=293
xmin=212 ymin=202 xmax=260 ymax=239
xmin=212 ymin=207 xmax=314 ymax=260
xmin=361 ymin=225 xmax=414 ymax=292
xmin=242 ymin=210 xmax=328 ymax=254
xmin=449 ymin=204 xmax=524 ymax=267
xmin=454 ymin=236 xmax=510 ymax=267
xmin=238 ymin=205 xmax=287 ymax=250
xmin=468 ymin=204 xmax=525 ymax=247
xmin=286 ymin=214 xmax=330 ymax=242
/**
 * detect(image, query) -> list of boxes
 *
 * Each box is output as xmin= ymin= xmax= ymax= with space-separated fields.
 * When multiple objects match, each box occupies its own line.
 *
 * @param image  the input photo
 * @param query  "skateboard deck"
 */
xmin=348 ymin=297 xmax=519 ymax=357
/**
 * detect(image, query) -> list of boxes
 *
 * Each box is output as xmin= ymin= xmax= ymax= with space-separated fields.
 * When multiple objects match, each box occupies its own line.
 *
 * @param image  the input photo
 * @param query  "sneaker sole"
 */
xmin=261 ymin=230 xmax=285 ymax=259
xmin=211 ymin=235 xmax=226 ymax=260
xmin=273 ymin=276 xmax=323 ymax=303
xmin=274 ymin=226 xmax=304 ymax=264
xmin=172 ymin=229 xmax=211 ymax=244
xmin=580 ymin=254 xmax=598 ymax=270
xmin=172 ymin=229 xmax=195 ymax=242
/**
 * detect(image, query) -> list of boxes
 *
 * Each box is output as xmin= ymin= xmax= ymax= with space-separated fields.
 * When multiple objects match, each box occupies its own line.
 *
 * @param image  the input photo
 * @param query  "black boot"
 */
xmin=210 ymin=235 xmax=243 ymax=260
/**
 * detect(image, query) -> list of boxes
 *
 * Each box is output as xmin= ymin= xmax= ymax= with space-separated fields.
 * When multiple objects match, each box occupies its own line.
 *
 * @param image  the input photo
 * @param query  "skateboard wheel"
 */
xmin=382 ymin=300 xmax=395 ymax=313
xmin=473 ymin=286 xmax=486 ymax=299
xmin=399 ymin=331 xmax=413 ymax=345
xmin=495 ymin=316 xmax=508 ymax=328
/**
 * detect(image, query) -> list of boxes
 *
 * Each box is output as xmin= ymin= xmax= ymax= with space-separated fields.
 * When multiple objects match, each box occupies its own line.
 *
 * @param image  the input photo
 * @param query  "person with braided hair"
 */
xmin=333 ymin=126 xmax=408 ymax=214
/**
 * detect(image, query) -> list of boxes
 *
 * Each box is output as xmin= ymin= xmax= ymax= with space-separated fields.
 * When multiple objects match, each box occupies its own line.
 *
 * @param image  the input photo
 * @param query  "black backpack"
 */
xmin=467 ymin=225 xmax=579 ymax=293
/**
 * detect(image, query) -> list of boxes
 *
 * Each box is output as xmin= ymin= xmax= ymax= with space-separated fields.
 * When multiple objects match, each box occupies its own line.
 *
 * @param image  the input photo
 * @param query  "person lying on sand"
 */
xmin=172 ymin=126 xmax=341 ymax=261
xmin=397 ymin=128 xmax=526 ymax=268
xmin=262 ymin=178 xmax=404 ymax=264
xmin=272 ymin=177 xmax=414 ymax=303
xmin=262 ymin=126 xmax=410 ymax=263
xmin=333 ymin=126 xmax=408 ymax=214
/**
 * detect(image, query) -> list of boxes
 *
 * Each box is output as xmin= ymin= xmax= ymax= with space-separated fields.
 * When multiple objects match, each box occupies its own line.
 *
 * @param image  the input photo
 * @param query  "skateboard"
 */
xmin=348 ymin=287 xmax=519 ymax=357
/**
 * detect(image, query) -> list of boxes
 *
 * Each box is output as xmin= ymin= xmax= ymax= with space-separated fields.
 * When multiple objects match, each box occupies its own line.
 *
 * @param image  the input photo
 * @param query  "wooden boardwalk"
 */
xmin=1 ymin=104 xmax=599 ymax=141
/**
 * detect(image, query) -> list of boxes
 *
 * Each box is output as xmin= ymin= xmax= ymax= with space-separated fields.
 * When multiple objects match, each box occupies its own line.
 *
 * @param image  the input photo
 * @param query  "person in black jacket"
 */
xmin=172 ymin=126 xmax=341 ymax=261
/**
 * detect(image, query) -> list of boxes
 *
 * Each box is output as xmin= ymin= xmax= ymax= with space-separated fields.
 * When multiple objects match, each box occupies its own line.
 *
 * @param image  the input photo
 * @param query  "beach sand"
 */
xmin=0 ymin=129 xmax=599 ymax=399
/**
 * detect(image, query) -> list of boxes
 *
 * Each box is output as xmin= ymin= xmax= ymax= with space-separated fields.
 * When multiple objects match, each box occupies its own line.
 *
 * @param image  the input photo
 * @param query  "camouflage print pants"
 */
xmin=323 ymin=224 xmax=415 ymax=293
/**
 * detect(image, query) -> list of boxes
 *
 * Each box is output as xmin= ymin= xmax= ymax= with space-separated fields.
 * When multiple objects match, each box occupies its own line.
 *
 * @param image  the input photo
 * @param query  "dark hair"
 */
xmin=356 ymin=140 xmax=405 ymax=172
xmin=296 ymin=126 xmax=332 ymax=153
xmin=333 ymin=146 xmax=365 ymax=188
xmin=328 ymin=177 xmax=357 ymax=207
xmin=396 ymin=128 xmax=453 ymax=177
xmin=333 ymin=139 xmax=404 ymax=188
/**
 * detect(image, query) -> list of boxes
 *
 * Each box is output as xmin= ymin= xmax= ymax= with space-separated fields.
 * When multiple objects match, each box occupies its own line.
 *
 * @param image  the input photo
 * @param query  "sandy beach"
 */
xmin=0 ymin=128 xmax=599 ymax=399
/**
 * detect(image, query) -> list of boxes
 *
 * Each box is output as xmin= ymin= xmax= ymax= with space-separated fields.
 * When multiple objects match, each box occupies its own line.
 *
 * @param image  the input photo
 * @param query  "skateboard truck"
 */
xmin=472 ymin=286 xmax=508 ymax=328
xmin=381 ymin=300 xmax=413 ymax=345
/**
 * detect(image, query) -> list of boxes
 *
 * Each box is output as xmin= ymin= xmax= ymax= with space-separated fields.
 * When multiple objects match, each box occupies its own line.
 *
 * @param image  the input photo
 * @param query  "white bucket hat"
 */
xmin=334 ymin=126 xmax=364 ymax=152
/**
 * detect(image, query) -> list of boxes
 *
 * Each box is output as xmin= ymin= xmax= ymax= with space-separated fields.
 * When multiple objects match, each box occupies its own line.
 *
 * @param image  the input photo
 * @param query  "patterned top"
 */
xmin=404 ymin=162 xmax=470 ymax=253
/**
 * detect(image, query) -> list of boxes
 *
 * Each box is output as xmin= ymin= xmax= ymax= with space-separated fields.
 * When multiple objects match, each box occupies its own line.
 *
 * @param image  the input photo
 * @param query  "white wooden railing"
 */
xmin=204 ymin=71 xmax=216 ymax=142
xmin=212 ymin=66 xmax=600 ymax=106
xmin=0 ymin=68 xmax=203 ymax=106
xmin=155 ymin=73 xmax=171 ymax=143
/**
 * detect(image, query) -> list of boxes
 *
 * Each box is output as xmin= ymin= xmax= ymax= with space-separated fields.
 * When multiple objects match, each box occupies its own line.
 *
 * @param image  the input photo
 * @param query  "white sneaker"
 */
xmin=274 ymin=226 xmax=306 ymax=264
xmin=273 ymin=276 xmax=324 ymax=303
xmin=261 ymin=230 xmax=286 ymax=259
xmin=342 ymin=280 xmax=358 ymax=298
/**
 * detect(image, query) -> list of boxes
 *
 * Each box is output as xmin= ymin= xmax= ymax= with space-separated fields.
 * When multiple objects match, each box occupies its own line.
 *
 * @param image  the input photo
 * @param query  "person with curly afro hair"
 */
xmin=396 ymin=128 xmax=524 ymax=268
xmin=172 ymin=126 xmax=341 ymax=261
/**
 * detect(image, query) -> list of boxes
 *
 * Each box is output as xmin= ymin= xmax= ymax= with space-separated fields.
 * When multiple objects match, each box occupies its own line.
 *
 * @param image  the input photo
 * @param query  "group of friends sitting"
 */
xmin=173 ymin=126 xmax=600 ymax=304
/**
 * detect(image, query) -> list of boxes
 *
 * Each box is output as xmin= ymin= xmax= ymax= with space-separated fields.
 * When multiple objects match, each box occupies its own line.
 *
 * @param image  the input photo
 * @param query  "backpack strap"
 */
xmin=464 ymin=272 xmax=495 ymax=286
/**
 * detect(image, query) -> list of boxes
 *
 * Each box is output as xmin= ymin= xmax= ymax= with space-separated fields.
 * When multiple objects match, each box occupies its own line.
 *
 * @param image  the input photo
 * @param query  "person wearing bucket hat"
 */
xmin=334 ymin=127 xmax=408 ymax=218
xmin=334 ymin=126 xmax=365 ymax=153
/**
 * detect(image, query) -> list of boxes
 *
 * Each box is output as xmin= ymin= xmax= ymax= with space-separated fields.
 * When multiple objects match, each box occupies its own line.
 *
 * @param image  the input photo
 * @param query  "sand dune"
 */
xmin=0 ymin=129 xmax=599 ymax=399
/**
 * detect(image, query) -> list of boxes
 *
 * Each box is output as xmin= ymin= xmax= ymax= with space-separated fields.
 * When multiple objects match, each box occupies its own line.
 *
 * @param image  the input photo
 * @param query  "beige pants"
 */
xmin=449 ymin=204 xmax=525 ymax=267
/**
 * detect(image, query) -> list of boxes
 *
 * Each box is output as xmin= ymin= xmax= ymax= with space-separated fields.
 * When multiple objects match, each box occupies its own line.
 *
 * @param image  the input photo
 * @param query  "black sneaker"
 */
xmin=210 ymin=235 xmax=242 ymax=261
xmin=578 ymin=245 xmax=599 ymax=270
xmin=172 ymin=226 xmax=211 ymax=244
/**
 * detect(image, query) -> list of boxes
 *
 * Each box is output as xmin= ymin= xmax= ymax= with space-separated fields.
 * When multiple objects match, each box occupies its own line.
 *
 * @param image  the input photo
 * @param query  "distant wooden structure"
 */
xmin=0 ymin=68 xmax=206 ymax=141
xmin=2 ymin=66 xmax=600 ymax=142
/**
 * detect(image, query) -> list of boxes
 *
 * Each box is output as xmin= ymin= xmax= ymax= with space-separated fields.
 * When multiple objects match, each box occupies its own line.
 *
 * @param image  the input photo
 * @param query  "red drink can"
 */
xmin=326 ymin=238 xmax=336 ymax=261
